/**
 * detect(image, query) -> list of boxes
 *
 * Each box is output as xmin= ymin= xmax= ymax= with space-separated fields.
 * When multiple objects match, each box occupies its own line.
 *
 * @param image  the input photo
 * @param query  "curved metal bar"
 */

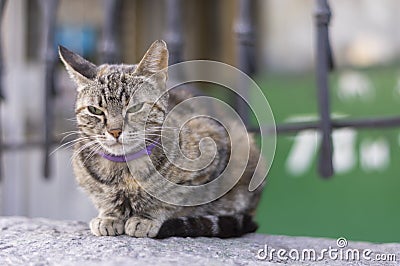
xmin=0 ymin=0 xmax=7 ymax=100
xmin=100 ymin=0 xmax=121 ymax=64
xmin=234 ymin=0 xmax=255 ymax=126
xmin=164 ymin=0 xmax=183 ymax=65
xmin=315 ymin=0 xmax=334 ymax=178
xmin=0 ymin=0 xmax=7 ymax=182
xmin=234 ymin=0 xmax=255 ymax=75
xmin=40 ymin=0 xmax=59 ymax=178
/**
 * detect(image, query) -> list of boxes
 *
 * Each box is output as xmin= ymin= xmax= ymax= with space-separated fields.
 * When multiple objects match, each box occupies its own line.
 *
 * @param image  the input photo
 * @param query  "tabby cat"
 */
xmin=59 ymin=40 xmax=265 ymax=238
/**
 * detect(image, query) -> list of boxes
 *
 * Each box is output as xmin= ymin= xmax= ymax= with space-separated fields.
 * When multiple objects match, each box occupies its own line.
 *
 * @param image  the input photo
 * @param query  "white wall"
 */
xmin=0 ymin=0 xmax=96 ymax=222
xmin=259 ymin=0 xmax=400 ymax=72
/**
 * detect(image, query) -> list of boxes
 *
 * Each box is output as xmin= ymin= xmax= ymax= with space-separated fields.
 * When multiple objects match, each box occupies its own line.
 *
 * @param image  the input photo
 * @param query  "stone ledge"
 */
xmin=0 ymin=217 xmax=398 ymax=265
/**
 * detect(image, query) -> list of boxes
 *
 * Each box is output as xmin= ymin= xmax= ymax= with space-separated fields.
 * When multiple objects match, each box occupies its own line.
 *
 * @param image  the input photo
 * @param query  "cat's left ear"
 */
xmin=135 ymin=40 xmax=169 ymax=82
xmin=58 ymin=45 xmax=97 ymax=89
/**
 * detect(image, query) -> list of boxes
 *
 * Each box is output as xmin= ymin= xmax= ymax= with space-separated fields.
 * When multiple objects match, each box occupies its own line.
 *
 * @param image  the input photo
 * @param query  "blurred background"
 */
xmin=1 ymin=0 xmax=400 ymax=243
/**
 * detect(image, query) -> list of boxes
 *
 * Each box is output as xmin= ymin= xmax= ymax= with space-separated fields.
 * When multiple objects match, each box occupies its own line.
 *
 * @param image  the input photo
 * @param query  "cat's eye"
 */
xmin=127 ymin=103 xmax=144 ymax=113
xmin=88 ymin=106 xmax=104 ymax=115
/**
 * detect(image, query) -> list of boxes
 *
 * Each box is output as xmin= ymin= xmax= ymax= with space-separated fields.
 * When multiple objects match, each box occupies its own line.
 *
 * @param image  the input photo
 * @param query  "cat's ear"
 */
xmin=58 ymin=45 xmax=97 ymax=88
xmin=135 ymin=40 xmax=168 ymax=80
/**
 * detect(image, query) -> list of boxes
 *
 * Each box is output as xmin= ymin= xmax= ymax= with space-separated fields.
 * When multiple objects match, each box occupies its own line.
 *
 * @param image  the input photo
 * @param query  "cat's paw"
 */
xmin=125 ymin=217 xmax=162 ymax=238
xmin=89 ymin=217 xmax=125 ymax=236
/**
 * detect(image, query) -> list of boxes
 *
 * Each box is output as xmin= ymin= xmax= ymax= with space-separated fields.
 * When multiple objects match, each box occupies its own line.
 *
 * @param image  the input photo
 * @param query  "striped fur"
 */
xmin=59 ymin=40 xmax=266 ymax=238
xmin=156 ymin=214 xmax=258 ymax=239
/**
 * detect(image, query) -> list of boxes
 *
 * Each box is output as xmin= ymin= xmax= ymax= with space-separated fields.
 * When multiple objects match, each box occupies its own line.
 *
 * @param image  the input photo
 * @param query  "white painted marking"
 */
xmin=360 ymin=138 xmax=390 ymax=172
xmin=285 ymin=130 xmax=320 ymax=177
xmin=337 ymin=71 xmax=375 ymax=102
xmin=393 ymin=76 xmax=400 ymax=101
xmin=332 ymin=128 xmax=357 ymax=174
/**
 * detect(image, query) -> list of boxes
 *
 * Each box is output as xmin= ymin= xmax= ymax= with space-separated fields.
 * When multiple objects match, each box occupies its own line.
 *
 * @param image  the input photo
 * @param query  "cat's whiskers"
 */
xmin=58 ymin=132 xmax=83 ymax=144
xmin=123 ymin=135 xmax=165 ymax=150
xmin=50 ymin=136 xmax=93 ymax=156
xmin=65 ymin=117 xmax=78 ymax=122
xmin=69 ymin=135 xmax=104 ymax=158
xmin=147 ymin=126 xmax=180 ymax=131
xmin=82 ymin=143 xmax=103 ymax=165
xmin=148 ymin=127 xmax=183 ymax=137
xmin=71 ymin=140 xmax=100 ymax=163
xmin=57 ymin=130 xmax=81 ymax=136
xmin=125 ymin=132 xmax=175 ymax=142
xmin=74 ymin=141 xmax=98 ymax=156
xmin=126 ymin=126 xmax=179 ymax=136
xmin=145 ymin=133 xmax=175 ymax=140
xmin=143 ymin=138 xmax=167 ymax=150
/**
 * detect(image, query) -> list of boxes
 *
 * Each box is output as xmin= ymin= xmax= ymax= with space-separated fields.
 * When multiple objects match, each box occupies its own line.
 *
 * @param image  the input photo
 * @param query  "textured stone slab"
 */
xmin=0 ymin=217 xmax=398 ymax=265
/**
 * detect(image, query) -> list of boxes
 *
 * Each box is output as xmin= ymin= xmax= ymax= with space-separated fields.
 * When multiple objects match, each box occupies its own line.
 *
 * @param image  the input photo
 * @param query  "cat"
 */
xmin=59 ymin=40 xmax=265 ymax=238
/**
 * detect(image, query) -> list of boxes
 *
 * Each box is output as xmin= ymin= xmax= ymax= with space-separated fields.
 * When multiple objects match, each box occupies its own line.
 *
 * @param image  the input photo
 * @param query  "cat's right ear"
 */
xmin=58 ymin=45 xmax=97 ymax=89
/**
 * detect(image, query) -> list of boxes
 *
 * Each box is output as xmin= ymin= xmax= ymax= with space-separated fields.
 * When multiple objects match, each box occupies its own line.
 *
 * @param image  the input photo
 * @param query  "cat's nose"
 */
xmin=108 ymin=128 xmax=122 ymax=139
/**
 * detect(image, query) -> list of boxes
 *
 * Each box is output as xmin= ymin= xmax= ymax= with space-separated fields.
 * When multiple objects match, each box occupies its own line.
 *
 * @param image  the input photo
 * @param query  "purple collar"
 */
xmin=97 ymin=143 xmax=156 ymax=163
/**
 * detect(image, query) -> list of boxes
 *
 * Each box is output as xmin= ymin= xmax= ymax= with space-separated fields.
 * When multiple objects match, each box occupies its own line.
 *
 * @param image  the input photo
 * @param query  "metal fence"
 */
xmin=0 ymin=0 xmax=399 ymax=181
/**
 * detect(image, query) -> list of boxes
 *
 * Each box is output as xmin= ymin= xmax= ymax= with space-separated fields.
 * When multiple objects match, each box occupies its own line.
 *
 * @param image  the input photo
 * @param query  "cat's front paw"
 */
xmin=125 ymin=217 xmax=162 ymax=238
xmin=89 ymin=217 xmax=125 ymax=236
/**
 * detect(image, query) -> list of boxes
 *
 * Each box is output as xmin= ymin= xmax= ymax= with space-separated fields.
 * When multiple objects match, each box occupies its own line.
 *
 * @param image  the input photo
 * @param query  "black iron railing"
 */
xmin=100 ymin=0 xmax=121 ymax=64
xmin=41 ymin=0 xmax=59 ymax=178
xmin=0 ymin=0 xmax=7 ymax=181
xmin=0 ymin=0 xmax=400 ymax=181
xmin=164 ymin=0 xmax=183 ymax=66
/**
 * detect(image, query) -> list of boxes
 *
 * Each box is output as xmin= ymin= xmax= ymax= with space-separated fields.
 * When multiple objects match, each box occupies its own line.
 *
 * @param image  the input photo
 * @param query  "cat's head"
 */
xmin=59 ymin=40 xmax=169 ymax=156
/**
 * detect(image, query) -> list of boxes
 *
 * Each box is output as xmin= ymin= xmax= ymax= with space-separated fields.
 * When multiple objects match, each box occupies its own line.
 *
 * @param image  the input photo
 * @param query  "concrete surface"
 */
xmin=0 ymin=217 xmax=398 ymax=265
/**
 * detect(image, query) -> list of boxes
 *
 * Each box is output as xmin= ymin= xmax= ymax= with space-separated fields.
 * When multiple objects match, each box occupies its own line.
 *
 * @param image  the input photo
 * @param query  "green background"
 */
xmin=252 ymin=67 xmax=400 ymax=243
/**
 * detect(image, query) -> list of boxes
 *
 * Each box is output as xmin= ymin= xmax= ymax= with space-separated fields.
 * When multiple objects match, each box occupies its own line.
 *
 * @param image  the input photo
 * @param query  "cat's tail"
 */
xmin=155 ymin=214 xmax=258 ymax=239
